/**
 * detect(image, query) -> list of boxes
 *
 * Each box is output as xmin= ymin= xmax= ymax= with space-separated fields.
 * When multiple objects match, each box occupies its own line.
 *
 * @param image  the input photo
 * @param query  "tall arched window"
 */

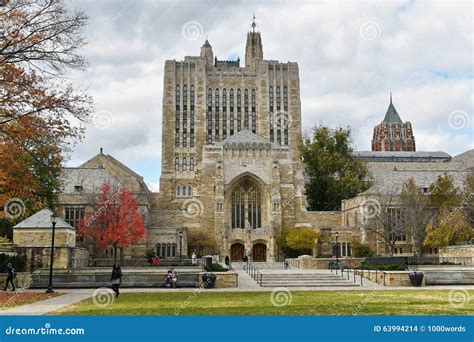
xmin=269 ymin=86 xmax=274 ymax=142
xmin=222 ymin=88 xmax=227 ymax=139
xmin=283 ymin=86 xmax=288 ymax=145
xmin=176 ymin=187 xmax=181 ymax=196
xmin=182 ymin=157 xmax=187 ymax=171
xmin=215 ymin=88 xmax=220 ymax=142
xmin=231 ymin=181 xmax=262 ymax=229
xmin=167 ymin=243 xmax=171 ymax=258
xmin=175 ymin=85 xmax=180 ymax=147
xmin=189 ymin=157 xmax=194 ymax=171
xmin=251 ymin=89 xmax=256 ymax=134
xmin=188 ymin=186 xmax=192 ymax=196
xmin=182 ymin=84 xmax=187 ymax=147
xmin=244 ymin=89 xmax=249 ymax=129
xmin=230 ymin=89 xmax=234 ymax=135
xmin=276 ymin=86 xmax=281 ymax=144
xmin=237 ymin=89 xmax=241 ymax=131
xmin=207 ymin=88 xmax=212 ymax=144
xmin=175 ymin=157 xmax=179 ymax=171
xmin=190 ymin=85 xmax=195 ymax=147
xmin=172 ymin=243 xmax=176 ymax=257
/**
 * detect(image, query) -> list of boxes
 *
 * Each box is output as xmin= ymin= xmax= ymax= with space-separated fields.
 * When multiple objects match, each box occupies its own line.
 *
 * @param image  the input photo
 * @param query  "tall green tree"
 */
xmin=429 ymin=173 xmax=462 ymax=210
xmin=424 ymin=172 xmax=474 ymax=247
xmin=298 ymin=125 xmax=370 ymax=210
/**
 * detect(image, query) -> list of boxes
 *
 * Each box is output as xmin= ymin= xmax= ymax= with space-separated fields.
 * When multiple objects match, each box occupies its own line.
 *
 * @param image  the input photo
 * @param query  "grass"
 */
xmin=56 ymin=290 xmax=474 ymax=315
xmin=0 ymin=292 xmax=61 ymax=310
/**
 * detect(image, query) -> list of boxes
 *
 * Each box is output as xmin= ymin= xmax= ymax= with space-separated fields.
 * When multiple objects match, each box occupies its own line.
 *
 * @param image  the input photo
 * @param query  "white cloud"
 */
xmin=66 ymin=0 xmax=473 ymax=183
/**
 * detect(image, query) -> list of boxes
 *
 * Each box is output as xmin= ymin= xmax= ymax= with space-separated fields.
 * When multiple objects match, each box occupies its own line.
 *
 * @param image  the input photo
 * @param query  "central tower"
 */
xmin=153 ymin=21 xmax=306 ymax=261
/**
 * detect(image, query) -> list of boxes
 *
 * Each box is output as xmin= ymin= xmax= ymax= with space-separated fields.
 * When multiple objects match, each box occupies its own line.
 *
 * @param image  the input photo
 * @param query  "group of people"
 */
xmin=166 ymin=268 xmax=178 ymax=288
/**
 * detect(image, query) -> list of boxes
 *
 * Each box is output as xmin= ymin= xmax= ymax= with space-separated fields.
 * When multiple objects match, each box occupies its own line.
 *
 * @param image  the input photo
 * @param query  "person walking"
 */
xmin=110 ymin=263 xmax=122 ymax=298
xmin=242 ymin=255 xmax=249 ymax=271
xmin=3 ymin=263 xmax=16 ymax=291
xmin=224 ymin=255 xmax=230 ymax=269
xmin=191 ymin=252 xmax=197 ymax=265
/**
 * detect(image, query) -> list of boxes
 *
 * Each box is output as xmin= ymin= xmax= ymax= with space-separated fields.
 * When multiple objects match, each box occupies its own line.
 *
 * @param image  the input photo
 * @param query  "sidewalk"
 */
xmin=0 ymin=289 xmax=94 ymax=316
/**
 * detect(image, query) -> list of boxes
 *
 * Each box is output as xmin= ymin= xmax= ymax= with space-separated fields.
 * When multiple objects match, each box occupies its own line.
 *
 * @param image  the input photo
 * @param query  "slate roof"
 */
xmin=354 ymin=151 xmax=451 ymax=161
xmin=221 ymin=129 xmax=272 ymax=149
xmin=452 ymin=149 xmax=474 ymax=170
xmin=13 ymin=208 xmax=74 ymax=230
xmin=383 ymin=94 xmax=403 ymax=124
xmin=363 ymin=168 xmax=468 ymax=195
xmin=60 ymin=167 xmax=119 ymax=194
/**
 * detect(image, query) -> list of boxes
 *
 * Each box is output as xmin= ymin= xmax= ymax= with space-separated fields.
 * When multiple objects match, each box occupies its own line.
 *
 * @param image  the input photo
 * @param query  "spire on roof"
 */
xmin=383 ymin=93 xmax=403 ymax=124
xmin=251 ymin=13 xmax=257 ymax=32
xmin=202 ymin=37 xmax=211 ymax=48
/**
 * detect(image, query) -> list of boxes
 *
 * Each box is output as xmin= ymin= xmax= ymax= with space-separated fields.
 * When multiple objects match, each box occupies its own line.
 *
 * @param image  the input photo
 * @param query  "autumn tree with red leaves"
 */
xmin=0 ymin=1 xmax=92 ymax=229
xmin=79 ymin=182 xmax=146 ymax=262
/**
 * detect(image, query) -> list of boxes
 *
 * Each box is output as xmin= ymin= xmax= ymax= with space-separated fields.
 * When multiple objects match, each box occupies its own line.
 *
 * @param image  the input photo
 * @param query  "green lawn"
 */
xmin=56 ymin=290 xmax=474 ymax=315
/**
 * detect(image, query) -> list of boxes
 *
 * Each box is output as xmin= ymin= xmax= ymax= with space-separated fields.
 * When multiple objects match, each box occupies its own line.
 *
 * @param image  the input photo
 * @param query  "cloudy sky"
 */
xmin=66 ymin=0 xmax=473 ymax=191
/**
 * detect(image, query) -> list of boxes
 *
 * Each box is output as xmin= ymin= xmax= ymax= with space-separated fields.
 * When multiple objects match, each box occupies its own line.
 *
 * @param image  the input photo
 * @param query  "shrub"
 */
xmin=0 ymin=254 xmax=26 ymax=273
xmin=145 ymin=249 xmax=156 ymax=262
xmin=204 ymin=263 xmax=228 ymax=272
xmin=351 ymin=241 xmax=374 ymax=257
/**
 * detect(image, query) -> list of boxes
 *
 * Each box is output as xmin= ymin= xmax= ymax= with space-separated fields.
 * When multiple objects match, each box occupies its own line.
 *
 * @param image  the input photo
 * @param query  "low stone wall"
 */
xmin=199 ymin=271 xmax=238 ymax=288
xmin=0 ymin=272 xmax=32 ymax=289
xmin=439 ymin=245 xmax=474 ymax=265
xmin=30 ymin=268 xmax=201 ymax=288
xmin=288 ymin=257 xmax=364 ymax=270
xmin=417 ymin=266 xmax=474 ymax=285
xmin=354 ymin=269 xmax=425 ymax=287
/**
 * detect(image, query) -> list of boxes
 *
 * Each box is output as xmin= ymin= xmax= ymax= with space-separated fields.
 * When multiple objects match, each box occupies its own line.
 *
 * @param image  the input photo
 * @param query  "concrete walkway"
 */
xmin=0 ymin=289 xmax=94 ymax=316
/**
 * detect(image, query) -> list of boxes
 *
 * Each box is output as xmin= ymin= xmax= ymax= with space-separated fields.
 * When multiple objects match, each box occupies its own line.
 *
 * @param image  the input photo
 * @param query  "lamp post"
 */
xmin=178 ymin=231 xmax=183 ymax=261
xmin=335 ymin=231 xmax=339 ymax=264
xmin=46 ymin=212 xmax=58 ymax=293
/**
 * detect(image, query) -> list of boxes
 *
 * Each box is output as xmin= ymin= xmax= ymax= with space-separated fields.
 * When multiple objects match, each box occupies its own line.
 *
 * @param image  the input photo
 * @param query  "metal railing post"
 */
xmin=375 ymin=269 xmax=378 ymax=284
xmin=360 ymin=270 xmax=363 ymax=286
xmin=353 ymin=268 xmax=356 ymax=283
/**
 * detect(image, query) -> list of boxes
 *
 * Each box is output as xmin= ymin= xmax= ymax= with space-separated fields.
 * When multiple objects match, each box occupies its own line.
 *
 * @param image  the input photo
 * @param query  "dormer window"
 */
xmin=74 ymin=185 xmax=84 ymax=193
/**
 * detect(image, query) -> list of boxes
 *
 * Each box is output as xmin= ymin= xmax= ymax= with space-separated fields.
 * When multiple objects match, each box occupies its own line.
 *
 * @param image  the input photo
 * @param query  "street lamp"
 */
xmin=335 ymin=231 xmax=339 ymax=264
xmin=178 ymin=231 xmax=183 ymax=261
xmin=46 ymin=212 xmax=58 ymax=293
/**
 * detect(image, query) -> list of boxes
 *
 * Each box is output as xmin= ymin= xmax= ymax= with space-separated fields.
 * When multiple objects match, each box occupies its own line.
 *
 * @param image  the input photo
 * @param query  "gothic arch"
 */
xmin=225 ymin=173 xmax=270 ymax=230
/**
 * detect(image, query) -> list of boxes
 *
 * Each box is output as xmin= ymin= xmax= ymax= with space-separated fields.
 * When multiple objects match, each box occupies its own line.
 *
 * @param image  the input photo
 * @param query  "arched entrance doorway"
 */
xmin=252 ymin=243 xmax=267 ymax=262
xmin=230 ymin=243 xmax=245 ymax=261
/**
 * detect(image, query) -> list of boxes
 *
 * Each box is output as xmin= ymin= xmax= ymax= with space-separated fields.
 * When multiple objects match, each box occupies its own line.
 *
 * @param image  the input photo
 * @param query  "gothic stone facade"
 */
xmin=153 ymin=28 xmax=324 ymax=262
xmin=49 ymin=26 xmax=473 ymax=263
